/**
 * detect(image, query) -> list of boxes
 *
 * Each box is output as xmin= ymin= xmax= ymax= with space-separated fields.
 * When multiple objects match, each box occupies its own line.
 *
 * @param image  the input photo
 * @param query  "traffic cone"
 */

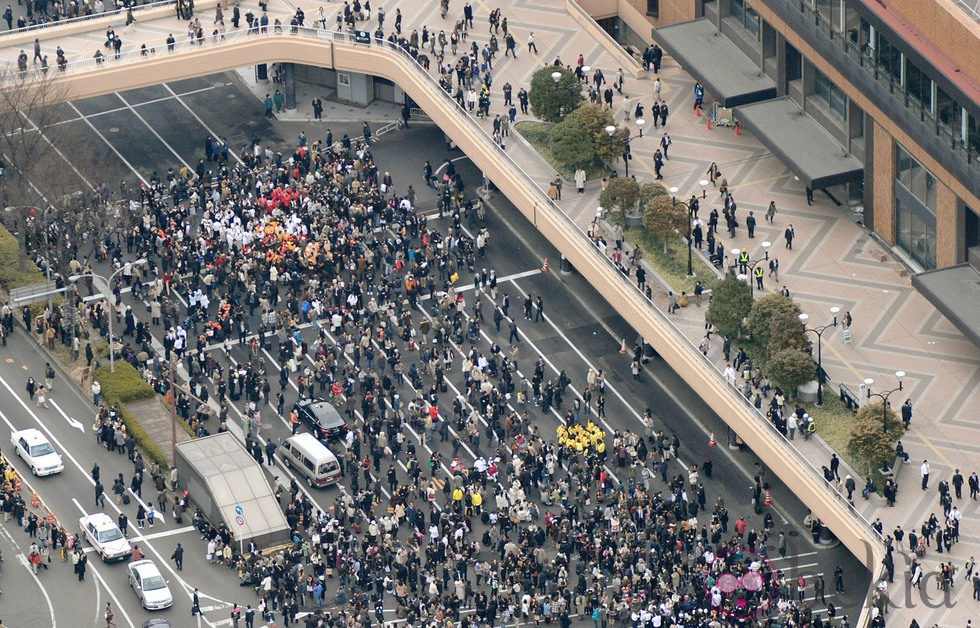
xmin=708 ymin=432 xmax=716 ymax=447
xmin=695 ymin=105 xmax=701 ymax=118
xmin=705 ymin=117 xmax=712 ymax=130
xmin=541 ymin=257 xmax=549 ymax=272
xmin=619 ymin=339 xmax=627 ymax=354
xmin=734 ymin=123 xmax=740 ymax=136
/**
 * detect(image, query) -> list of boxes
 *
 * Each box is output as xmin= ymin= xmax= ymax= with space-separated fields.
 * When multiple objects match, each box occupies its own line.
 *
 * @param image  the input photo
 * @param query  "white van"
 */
xmin=281 ymin=433 xmax=343 ymax=488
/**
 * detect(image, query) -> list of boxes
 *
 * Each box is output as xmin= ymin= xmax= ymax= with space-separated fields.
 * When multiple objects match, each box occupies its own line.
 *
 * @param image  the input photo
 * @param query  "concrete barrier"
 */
xmin=18 ymin=28 xmax=883 ymax=581
xmin=565 ymin=0 xmax=646 ymax=78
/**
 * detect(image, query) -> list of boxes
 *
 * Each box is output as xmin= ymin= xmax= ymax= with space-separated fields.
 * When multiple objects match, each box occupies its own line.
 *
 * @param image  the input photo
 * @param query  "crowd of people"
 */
xmin=0 ymin=2 xmax=877 ymax=627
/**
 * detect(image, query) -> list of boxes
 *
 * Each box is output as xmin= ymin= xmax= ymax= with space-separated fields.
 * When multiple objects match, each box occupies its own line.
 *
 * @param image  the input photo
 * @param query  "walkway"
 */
xmin=2 ymin=1 xmax=978 ymax=624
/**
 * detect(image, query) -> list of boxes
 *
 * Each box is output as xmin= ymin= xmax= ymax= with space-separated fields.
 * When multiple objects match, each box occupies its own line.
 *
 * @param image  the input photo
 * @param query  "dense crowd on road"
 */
xmin=6 ymin=107 xmax=859 ymax=626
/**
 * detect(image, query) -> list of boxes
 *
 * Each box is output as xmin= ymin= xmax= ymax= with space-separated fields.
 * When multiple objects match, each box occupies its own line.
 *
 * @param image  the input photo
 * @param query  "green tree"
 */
xmin=529 ymin=66 xmax=583 ymax=123
xmin=564 ymin=103 xmax=624 ymax=163
xmin=767 ymin=309 xmax=811 ymax=358
xmin=643 ymin=195 xmax=688 ymax=253
xmin=766 ymin=348 xmax=815 ymax=397
xmin=598 ymin=176 xmax=640 ymax=226
xmin=549 ymin=121 xmax=594 ymax=170
xmin=848 ymin=402 xmax=904 ymax=472
xmin=746 ymin=294 xmax=799 ymax=349
xmin=706 ymin=273 xmax=752 ymax=338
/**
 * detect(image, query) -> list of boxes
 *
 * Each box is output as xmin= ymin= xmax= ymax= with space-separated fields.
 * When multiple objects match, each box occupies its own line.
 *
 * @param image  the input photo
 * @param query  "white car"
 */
xmin=128 ymin=560 xmax=173 ymax=610
xmin=10 ymin=428 xmax=63 ymax=476
xmin=79 ymin=513 xmax=132 ymax=562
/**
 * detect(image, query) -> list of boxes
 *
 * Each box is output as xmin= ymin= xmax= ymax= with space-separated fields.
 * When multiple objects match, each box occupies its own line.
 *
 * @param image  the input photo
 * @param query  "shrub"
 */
xmin=94 ymin=362 xmax=168 ymax=468
xmin=549 ymin=120 xmax=595 ymax=170
xmin=94 ymin=362 xmax=155 ymax=403
xmin=706 ymin=273 xmax=752 ymax=338
xmin=0 ymin=225 xmax=47 ymax=291
xmin=529 ymin=66 xmax=583 ymax=123
xmin=563 ymin=103 xmax=623 ymax=163
xmin=848 ymin=402 xmax=903 ymax=473
xmin=643 ymin=194 xmax=688 ymax=252
xmin=767 ymin=309 xmax=811 ymax=358
xmin=746 ymin=294 xmax=798 ymax=349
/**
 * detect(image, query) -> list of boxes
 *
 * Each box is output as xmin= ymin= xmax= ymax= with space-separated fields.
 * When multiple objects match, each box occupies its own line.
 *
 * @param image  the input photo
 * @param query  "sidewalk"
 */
xmin=3 ymin=0 xmax=979 ymax=623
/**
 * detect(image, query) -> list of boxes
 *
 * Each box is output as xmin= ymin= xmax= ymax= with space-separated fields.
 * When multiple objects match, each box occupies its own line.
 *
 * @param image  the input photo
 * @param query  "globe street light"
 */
xmin=799 ymin=306 xmax=841 ymax=405
xmin=864 ymin=372 xmax=906 ymax=433
xmin=551 ymin=71 xmax=562 ymax=84
xmin=605 ymin=125 xmax=638 ymax=177
xmin=636 ymin=118 xmax=645 ymax=138
xmin=729 ymin=242 xmax=770 ymax=296
xmin=699 ymin=179 xmax=710 ymax=199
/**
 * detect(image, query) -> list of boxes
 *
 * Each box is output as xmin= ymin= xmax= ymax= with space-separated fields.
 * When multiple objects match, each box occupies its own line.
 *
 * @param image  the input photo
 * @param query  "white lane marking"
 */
xmin=161 ymin=83 xmax=242 ymax=163
xmin=434 ymin=155 xmax=471 ymax=174
xmin=114 ymin=91 xmax=192 ymax=169
xmin=19 ymin=111 xmax=97 ymax=192
xmin=49 ymin=399 xmax=85 ymax=432
xmin=66 ymin=101 xmax=148 ymax=186
xmin=771 ymin=551 xmax=818 ymax=561
xmin=15 ymin=553 xmax=58 ymax=627
xmin=127 ymin=488 xmax=166 ymax=524
xmin=419 ymin=268 xmax=542 ymax=300
xmin=0 ymin=374 xmax=225 ymax=622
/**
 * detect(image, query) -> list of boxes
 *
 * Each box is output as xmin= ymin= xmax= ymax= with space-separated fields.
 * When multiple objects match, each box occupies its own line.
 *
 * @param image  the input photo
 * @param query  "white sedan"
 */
xmin=80 ymin=513 xmax=132 ymax=562
xmin=128 ymin=560 xmax=174 ymax=610
xmin=10 ymin=428 xmax=63 ymax=476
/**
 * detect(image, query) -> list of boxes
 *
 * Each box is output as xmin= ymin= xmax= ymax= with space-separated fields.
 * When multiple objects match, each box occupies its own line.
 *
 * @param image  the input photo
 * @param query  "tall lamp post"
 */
xmin=799 ymin=306 xmax=841 ymax=405
xmin=605 ymin=124 xmax=640 ymax=178
xmin=864 ymin=371 xmax=906 ymax=433
xmin=69 ymin=258 xmax=147 ymax=373
xmin=699 ymin=178 xmax=709 ymax=199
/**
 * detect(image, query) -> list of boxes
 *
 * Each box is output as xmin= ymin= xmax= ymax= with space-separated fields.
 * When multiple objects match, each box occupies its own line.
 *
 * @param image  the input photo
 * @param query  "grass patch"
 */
xmin=805 ymin=388 xmax=876 ymax=477
xmin=515 ymin=121 xmax=610 ymax=181
xmin=0 ymin=225 xmax=48 ymax=291
xmin=93 ymin=362 xmax=155 ymax=403
xmin=626 ymin=226 xmax=719 ymax=294
xmin=94 ymin=362 xmax=168 ymax=468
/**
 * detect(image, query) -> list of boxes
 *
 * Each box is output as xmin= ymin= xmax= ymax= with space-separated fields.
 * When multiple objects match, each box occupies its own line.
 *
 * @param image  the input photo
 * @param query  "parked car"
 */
xmin=79 ymin=513 xmax=132 ymax=562
xmin=10 ymin=428 xmax=63 ymax=476
xmin=128 ymin=559 xmax=173 ymax=610
xmin=293 ymin=398 xmax=348 ymax=440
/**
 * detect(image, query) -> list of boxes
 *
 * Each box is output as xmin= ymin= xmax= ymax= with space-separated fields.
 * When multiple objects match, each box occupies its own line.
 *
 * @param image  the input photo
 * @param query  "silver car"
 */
xmin=128 ymin=560 xmax=173 ymax=610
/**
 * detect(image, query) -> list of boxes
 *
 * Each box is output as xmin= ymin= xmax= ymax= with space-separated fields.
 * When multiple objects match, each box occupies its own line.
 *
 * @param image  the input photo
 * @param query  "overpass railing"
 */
xmin=2 ymin=22 xmax=885 ymax=588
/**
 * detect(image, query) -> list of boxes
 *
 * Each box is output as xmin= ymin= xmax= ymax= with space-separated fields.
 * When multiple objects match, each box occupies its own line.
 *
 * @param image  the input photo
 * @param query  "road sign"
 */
xmin=354 ymin=30 xmax=371 ymax=44
xmin=234 ymin=505 xmax=243 ymax=516
xmin=235 ymin=515 xmax=245 ymax=526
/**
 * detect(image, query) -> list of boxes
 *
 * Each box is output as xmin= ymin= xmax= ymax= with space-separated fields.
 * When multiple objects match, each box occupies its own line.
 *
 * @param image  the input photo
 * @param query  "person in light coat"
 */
xmin=574 ymin=168 xmax=586 ymax=193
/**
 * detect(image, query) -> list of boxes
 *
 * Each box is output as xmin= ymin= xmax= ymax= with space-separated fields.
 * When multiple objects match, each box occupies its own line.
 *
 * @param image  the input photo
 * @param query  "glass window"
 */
xmin=970 ymin=112 xmax=980 ymax=156
xmin=646 ymin=0 xmax=659 ymax=17
xmin=895 ymin=195 xmax=937 ymax=270
xmin=814 ymin=71 xmax=847 ymax=118
xmin=743 ymin=4 xmax=760 ymax=38
xmin=904 ymin=59 xmax=932 ymax=111
xmin=731 ymin=0 xmax=745 ymax=23
xmin=876 ymin=34 xmax=902 ymax=86
xmin=935 ymin=86 xmax=956 ymax=136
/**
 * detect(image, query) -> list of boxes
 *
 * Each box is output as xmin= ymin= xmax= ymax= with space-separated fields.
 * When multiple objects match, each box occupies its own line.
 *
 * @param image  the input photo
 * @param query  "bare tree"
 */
xmin=0 ymin=66 xmax=73 ymax=271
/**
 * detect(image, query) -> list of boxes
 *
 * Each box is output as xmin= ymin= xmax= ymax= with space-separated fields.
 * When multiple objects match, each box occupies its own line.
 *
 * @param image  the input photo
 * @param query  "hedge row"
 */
xmin=93 ymin=362 xmax=169 ymax=469
xmin=0 ymin=225 xmax=48 ymax=292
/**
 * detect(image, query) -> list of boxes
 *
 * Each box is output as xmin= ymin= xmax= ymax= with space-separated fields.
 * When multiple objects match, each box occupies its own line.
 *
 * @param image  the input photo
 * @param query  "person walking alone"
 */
xmin=921 ymin=459 xmax=931 ymax=490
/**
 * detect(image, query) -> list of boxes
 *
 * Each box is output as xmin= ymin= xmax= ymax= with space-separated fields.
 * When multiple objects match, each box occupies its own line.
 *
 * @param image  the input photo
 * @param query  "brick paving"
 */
xmin=2 ymin=1 xmax=979 ymax=623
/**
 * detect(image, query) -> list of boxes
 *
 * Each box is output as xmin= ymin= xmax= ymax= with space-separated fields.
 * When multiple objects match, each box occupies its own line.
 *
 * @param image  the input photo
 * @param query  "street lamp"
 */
xmin=864 ymin=371 xmax=905 ymax=433
xmin=551 ymin=71 xmax=562 ymax=84
xmin=606 ymin=124 xmax=639 ymax=177
xmin=729 ymin=242 xmax=770 ymax=295
xmin=69 ymin=258 xmax=147 ymax=373
xmin=699 ymin=179 xmax=709 ymax=199
xmin=636 ymin=118 xmax=645 ymax=138
xmin=799 ymin=306 xmax=841 ymax=405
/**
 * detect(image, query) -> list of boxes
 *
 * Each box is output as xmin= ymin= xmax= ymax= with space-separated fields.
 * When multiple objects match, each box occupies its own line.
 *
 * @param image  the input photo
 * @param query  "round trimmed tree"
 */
xmin=529 ymin=66 xmax=584 ymax=123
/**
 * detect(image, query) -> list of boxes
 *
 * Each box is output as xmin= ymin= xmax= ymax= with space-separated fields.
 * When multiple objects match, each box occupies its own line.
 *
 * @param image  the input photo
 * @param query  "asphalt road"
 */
xmin=0 ymin=72 xmax=871 ymax=626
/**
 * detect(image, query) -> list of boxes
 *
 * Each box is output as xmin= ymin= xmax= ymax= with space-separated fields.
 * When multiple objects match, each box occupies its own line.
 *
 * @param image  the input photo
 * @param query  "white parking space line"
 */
xmin=115 ymin=91 xmax=192 ymax=169
xmin=161 ymin=83 xmax=242 ymax=163
xmin=66 ymin=101 xmax=148 ymax=186
xmin=19 ymin=111 xmax=97 ymax=192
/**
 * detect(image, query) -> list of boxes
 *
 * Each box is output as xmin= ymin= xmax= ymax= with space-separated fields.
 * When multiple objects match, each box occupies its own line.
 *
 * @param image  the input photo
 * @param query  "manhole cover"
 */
xmin=227 ymin=94 xmax=236 ymax=99
xmin=108 ymin=127 xmax=119 ymax=133
xmin=788 ymin=530 xmax=800 ymax=537
xmin=213 ymin=81 xmax=225 ymax=88
xmin=246 ymin=120 xmax=257 ymax=127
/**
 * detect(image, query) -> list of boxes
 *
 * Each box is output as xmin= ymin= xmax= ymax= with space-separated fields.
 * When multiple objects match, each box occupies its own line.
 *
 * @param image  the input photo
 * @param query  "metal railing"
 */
xmin=0 ymin=0 xmax=177 ymax=38
xmin=2 ymin=23 xmax=885 ymax=559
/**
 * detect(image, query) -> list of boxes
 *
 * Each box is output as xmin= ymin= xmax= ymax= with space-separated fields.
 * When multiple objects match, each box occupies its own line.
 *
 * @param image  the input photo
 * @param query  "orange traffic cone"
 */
xmin=619 ymin=339 xmax=627 ymax=354
xmin=695 ymin=105 xmax=701 ymax=117
xmin=541 ymin=257 xmax=549 ymax=272
xmin=734 ymin=123 xmax=740 ymax=136
xmin=708 ymin=432 xmax=716 ymax=447
xmin=705 ymin=117 xmax=712 ymax=130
